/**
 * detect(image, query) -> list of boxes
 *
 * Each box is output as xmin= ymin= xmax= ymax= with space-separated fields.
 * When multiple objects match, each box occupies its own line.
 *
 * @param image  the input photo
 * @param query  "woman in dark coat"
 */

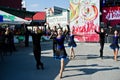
xmin=4 ymin=27 xmax=14 ymax=55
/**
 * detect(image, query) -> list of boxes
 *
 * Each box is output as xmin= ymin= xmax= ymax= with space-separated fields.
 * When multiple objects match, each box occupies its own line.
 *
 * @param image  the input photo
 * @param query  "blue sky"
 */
xmin=24 ymin=0 xmax=69 ymax=11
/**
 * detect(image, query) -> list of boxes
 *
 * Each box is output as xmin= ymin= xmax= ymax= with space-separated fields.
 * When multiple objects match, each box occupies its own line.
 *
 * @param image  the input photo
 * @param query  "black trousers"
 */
xmin=4 ymin=43 xmax=13 ymax=54
xmin=33 ymin=47 xmax=42 ymax=66
xmin=53 ymin=40 xmax=57 ymax=54
xmin=100 ymin=41 xmax=105 ymax=57
xmin=25 ymin=35 xmax=29 ymax=47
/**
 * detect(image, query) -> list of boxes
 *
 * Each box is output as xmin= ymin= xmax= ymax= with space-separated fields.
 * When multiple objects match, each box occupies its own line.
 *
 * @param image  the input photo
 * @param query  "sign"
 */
xmin=102 ymin=7 xmax=120 ymax=27
xmin=47 ymin=11 xmax=69 ymax=27
xmin=47 ymin=16 xmax=67 ymax=24
xmin=70 ymin=0 xmax=100 ymax=42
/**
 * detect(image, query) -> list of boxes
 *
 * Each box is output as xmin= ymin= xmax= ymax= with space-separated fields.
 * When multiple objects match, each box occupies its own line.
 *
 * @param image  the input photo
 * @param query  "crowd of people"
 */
xmin=0 ymin=23 xmax=120 ymax=79
xmin=0 ymin=27 xmax=16 ymax=57
xmin=33 ymin=23 xmax=120 ymax=78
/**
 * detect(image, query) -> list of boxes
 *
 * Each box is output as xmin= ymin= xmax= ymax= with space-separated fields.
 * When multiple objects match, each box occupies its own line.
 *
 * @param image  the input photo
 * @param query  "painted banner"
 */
xmin=102 ymin=7 xmax=120 ymax=27
xmin=70 ymin=0 xmax=100 ymax=42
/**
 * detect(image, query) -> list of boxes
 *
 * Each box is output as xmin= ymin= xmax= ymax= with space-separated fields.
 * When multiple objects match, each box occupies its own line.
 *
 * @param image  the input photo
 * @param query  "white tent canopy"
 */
xmin=0 ymin=10 xmax=31 ymax=24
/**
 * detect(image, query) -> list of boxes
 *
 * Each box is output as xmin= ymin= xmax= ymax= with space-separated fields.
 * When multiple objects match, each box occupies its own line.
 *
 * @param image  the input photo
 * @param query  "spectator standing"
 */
xmin=4 ymin=27 xmax=14 ymax=55
xmin=24 ymin=24 xmax=30 ymax=47
xmin=0 ymin=28 xmax=5 ymax=59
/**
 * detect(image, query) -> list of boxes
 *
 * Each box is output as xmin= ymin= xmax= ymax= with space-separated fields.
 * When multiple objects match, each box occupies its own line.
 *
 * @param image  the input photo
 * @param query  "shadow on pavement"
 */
xmin=75 ymin=54 xmax=120 ymax=61
xmin=63 ymin=64 xmax=119 ymax=78
xmin=0 ymin=41 xmax=69 ymax=80
xmin=74 ymin=54 xmax=99 ymax=60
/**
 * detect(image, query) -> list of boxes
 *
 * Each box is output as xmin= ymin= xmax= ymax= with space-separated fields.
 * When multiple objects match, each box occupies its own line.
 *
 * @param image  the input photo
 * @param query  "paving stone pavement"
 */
xmin=0 ymin=41 xmax=120 ymax=80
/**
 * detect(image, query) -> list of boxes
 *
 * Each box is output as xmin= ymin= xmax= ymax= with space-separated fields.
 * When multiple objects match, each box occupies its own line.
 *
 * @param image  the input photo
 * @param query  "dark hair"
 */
xmin=114 ymin=29 xmax=117 ymax=31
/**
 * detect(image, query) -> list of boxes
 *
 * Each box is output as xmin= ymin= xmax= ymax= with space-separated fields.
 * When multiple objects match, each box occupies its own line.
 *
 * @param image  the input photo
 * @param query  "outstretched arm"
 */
xmin=49 ymin=31 xmax=57 ymax=39
xmin=49 ymin=32 xmax=54 ymax=39
xmin=95 ymin=29 xmax=100 ymax=34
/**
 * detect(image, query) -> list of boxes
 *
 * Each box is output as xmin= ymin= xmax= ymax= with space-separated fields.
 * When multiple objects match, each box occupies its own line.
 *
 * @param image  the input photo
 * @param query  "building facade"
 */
xmin=0 ymin=0 xmax=22 ymax=10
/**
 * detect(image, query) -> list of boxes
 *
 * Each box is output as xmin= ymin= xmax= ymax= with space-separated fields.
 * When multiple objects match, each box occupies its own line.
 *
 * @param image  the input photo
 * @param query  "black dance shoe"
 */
xmin=36 ymin=64 xmax=40 ymax=70
xmin=40 ymin=63 xmax=44 ymax=70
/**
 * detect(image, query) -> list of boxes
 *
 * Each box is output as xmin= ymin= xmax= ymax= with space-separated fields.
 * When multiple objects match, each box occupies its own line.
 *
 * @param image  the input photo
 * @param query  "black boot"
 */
xmin=36 ymin=64 xmax=40 ymax=70
xmin=36 ymin=63 xmax=44 ymax=70
xmin=40 ymin=63 xmax=44 ymax=70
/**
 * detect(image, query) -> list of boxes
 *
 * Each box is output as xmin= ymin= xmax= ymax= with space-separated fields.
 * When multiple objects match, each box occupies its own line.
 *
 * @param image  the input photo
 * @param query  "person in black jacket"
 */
xmin=49 ymin=26 xmax=57 ymax=56
xmin=4 ymin=27 xmax=14 ymax=55
xmin=0 ymin=29 xmax=5 ymax=58
xmin=24 ymin=25 xmax=30 ymax=47
xmin=95 ymin=28 xmax=107 ymax=59
xmin=30 ymin=26 xmax=44 ymax=70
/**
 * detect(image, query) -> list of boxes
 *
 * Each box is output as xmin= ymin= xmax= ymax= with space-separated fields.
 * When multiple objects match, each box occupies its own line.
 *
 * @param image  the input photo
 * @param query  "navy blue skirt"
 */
xmin=53 ymin=48 xmax=67 ymax=59
xmin=68 ymin=41 xmax=77 ymax=47
xmin=110 ymin=43 xmax=119 ymax=50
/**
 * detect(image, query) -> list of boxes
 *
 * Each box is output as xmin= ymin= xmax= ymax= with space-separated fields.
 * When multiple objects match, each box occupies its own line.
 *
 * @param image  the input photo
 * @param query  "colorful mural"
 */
xmin=70 ymin=0 xmax=100 ymax=42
